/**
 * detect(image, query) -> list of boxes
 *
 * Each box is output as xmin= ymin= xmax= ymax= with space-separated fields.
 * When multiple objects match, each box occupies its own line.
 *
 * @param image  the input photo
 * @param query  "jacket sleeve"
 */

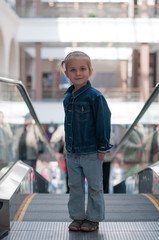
xmin=93 ymin=94 xmax=113 ymax=153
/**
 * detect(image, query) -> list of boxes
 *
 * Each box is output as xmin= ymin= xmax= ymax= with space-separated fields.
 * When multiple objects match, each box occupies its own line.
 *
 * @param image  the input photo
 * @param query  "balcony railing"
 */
xmin=27 ymin=88 xmax=154 ymax=102
xmin=7 ymin=0 xmax=159 ymax=19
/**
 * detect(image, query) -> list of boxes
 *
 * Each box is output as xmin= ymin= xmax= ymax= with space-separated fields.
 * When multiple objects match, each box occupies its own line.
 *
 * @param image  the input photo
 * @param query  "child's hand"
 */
xmin=98 ymin=153 xmax=106 ymax=161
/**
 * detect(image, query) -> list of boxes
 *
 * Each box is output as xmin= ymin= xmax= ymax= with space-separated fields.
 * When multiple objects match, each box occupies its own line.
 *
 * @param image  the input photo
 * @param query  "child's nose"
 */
xmin=76 ymin=70 xmax=81 ymax=75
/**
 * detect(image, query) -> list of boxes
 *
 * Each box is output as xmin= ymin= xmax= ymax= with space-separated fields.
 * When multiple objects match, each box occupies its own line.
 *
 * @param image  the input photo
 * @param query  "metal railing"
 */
xmin=9 ymin=1 xmax=159 ymax=19
xmin=27 ymin=87 xmax=154 ymax=102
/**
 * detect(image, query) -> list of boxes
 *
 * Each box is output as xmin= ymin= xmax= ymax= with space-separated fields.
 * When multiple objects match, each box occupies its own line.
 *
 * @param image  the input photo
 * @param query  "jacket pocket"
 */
xmin=75 ymin=103 xmax=90 ymax=122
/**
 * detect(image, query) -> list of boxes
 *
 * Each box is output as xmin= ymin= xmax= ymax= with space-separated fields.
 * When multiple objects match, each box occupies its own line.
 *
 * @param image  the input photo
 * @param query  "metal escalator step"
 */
xmin=3 ymin=221 xmax=159 ymax=240
xmin=18 ymin=194 xmax=159 ymax=222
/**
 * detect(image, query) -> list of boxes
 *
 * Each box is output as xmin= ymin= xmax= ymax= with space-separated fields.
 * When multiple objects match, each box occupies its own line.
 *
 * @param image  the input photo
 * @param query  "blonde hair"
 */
xmin=61 ymin=51 xmax=92 ymax=74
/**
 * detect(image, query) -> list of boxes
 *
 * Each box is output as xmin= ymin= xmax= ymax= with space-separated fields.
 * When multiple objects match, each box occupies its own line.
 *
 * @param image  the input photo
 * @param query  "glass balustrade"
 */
xmin=109 ymin=84 xmax=159 ymax=192
xmin=0 ymin=78 xmax=57 ymax=188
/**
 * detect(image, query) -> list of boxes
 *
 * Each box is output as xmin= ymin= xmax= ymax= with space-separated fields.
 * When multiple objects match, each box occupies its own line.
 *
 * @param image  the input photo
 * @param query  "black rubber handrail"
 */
xmin=0 ymin=77 xmax=45 ymax=138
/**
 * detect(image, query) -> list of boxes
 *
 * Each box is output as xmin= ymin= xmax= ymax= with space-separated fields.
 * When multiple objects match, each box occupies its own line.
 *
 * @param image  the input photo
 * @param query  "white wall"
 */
xmin=18 ymin=18 xmax=159 ymax=44
xmin=0 ymin=0 xmax=19 ymax=79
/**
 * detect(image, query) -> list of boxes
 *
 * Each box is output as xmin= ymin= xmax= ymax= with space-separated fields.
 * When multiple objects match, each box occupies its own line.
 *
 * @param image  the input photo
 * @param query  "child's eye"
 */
xmin=81 ymin=67 xmax=86 ymax=71
xmin=70 ymin=69 xmax=76 ymax=72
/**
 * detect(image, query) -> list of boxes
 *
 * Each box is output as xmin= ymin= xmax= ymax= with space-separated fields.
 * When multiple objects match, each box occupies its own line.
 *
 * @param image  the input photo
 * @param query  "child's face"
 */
xmin=65 ymin=58 xmax=92 ymax=90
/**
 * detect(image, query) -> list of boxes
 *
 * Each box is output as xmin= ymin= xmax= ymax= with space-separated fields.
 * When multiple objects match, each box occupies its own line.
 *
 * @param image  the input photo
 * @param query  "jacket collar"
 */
xmin=64 ymin=81 xmax=91 ymax=98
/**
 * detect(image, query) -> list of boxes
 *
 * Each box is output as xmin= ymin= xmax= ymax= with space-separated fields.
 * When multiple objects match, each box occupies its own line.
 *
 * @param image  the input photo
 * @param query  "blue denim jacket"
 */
xmin=63 ymin=81 xmax=112 ymax=154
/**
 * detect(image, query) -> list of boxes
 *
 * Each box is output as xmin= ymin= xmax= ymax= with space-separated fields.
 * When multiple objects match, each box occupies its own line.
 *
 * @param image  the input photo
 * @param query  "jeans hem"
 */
xmin=70 ymin=216 xmax=86 ymax=220
xmin=85 ymin=217 xmax=105 ymax=222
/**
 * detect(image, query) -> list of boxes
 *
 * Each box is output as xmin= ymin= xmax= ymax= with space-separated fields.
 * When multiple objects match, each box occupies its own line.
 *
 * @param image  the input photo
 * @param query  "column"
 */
xmin=36 ymin=0 xmax=42 ymax=16
xmin=19 ymin=47 xmax=25 ymax=84
xmin=140 ymin=43 xmax=150 ymax=101
xmin=16 ymin=0 xmax=25 ymax=17
xmin=156 ymin=51 xmax=159 ymax=84
xmin=155 ymin=0 xmax=159 ymax=16
xmin=141 ymin=0 xmax=148 ymax=17
xmin=132 ymin=50 xmax=139 ymax=88
xmin=128 ymin=0 xmax=134 ymax=18
xmin=35 ymin=42 xmax=42 ymax=100
xmin=52 ymin=60 xmax=59 ymax=98
xmin=120 ymin=60 xmax=128 ymax=92
xmin=127 ymin=55 xmax=133 ymax=88
xmin=52 ymin=61 xmax=58 ymax=89
xmin=121 ymin=3 xmax=127 ymax=18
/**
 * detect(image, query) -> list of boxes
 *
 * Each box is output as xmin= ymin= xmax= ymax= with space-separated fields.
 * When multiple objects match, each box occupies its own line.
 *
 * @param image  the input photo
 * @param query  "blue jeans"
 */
xmin=66 ymin=152 xmax=105 ymax=222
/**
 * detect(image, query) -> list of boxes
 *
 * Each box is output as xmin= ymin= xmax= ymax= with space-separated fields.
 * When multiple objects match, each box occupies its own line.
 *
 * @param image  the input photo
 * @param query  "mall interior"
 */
xmin=0 ymin=0 xmax=159 ymax=239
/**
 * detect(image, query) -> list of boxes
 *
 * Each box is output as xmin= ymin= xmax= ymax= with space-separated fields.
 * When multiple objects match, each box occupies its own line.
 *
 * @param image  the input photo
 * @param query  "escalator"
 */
xmin=0 ymin=77 xmax=159 ymax=240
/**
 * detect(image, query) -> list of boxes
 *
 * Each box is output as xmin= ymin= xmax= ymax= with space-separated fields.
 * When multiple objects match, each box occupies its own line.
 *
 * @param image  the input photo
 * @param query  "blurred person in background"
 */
xmin=149 ymin=124 xmax=159 ymax=164
xmin=103 ymin=157 xmax=111 ymax=193
xmin=123 ymin=124 xmax=145 ymax=178
xmin=0 ymin=111 xmax=13 ymax=163
xmin=103 ymin=127 xmax=115 ymax=193
xmin=14 ymin=113 xmax=44 ymax=169
xmin=50 ymin=124 xmax=69 ymax=193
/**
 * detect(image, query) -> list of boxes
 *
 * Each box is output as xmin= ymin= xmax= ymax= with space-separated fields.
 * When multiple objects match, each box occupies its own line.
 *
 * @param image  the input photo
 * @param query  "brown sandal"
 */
xmin=68 ymin=220 xmax=84 ymax=231
xmin=80 ymin=219 xmax=99 ymax=232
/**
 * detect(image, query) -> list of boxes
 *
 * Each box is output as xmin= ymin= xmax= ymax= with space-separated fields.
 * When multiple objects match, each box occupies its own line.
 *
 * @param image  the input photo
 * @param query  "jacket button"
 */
xmin=69 ymin=136 xmax=72 ymax=139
